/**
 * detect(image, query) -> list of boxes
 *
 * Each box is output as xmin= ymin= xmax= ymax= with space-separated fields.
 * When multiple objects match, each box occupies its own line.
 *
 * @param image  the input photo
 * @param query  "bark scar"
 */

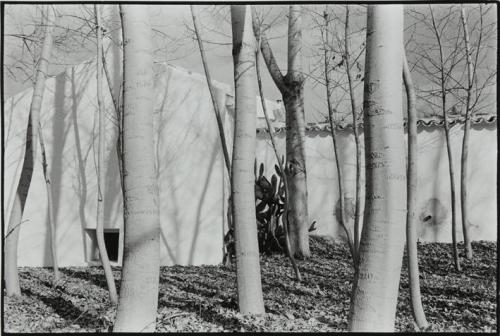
xmin=286 ymin=158 xmax=304 ymax=177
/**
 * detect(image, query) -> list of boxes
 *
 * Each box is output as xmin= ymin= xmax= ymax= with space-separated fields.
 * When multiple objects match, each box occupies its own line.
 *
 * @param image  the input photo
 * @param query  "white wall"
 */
xmin=3 ymin=62 xmax=234 ymax=267
xmin=256 ymin=122 xmax=497 ymax=244
xmin=3 ymin=59 xmax=496 ymax=267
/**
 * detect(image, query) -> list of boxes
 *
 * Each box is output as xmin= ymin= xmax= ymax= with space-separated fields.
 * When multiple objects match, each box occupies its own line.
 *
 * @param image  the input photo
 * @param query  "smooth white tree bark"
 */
xmin=113 ymin=5 xmax=161 ymax=331
xmin=344 ymin=6 xmax=363 ymax=258
xmin=230 ymin=4 xmax=266 ymax=315
xmin=38 ymin=123 xmax=59 ymax=281
xmin=94 ymin=4 xmax=118 ymax=306
xmin=5 ymin=5 xmax=55 ymax=297
xmin=403 ymin=49 xmax=429 ymax=330
xmin=348 ymin=5 xmax=406 ymax=331
xmin=459 ymin=5 xmax=473 ymax=259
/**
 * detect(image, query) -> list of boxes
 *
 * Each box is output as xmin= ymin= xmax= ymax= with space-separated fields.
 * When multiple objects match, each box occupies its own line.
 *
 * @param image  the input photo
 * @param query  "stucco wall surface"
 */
xmin=3 ymin=60 xmax=496 ymax=267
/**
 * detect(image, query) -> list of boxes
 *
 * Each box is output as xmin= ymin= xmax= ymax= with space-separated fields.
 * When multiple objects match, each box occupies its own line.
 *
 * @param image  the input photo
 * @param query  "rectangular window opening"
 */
xmin=85 ymin=228 xmax=120 ymax=264
xmin=104 ymin=231 xmax=119 ymax=262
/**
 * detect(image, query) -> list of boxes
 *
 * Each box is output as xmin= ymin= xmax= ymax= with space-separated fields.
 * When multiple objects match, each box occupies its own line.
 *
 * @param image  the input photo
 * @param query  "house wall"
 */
xmin=4 ymin=61 xmax=107 ymax=268
xmin=3 ymin=60 xmax=497 ymax=267
xmin=3 ymin=62 xmax=238 ymax=267
xmin=256 ymin=122 xmax=497 ymax=244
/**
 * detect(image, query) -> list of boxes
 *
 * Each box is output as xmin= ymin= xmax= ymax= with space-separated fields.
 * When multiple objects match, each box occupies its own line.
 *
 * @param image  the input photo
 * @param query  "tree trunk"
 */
xmin=5 ymin=5 xmax=54 ymax=297
xmin=460 ymin=6 xmax=473 ymax=260
xmin=256 ymin=34 xmax=301 ymax=282
xmin=344 ymin=6 xmax=363 ymax=257
xmin=429 ymin=6 xmax=461 ymax=272
xmin=327 ymin=113 xmax=355 ymax=263
xmin=283 ymin=5 xmax=310 ymax=259
xmin=443 ymin=104 xmax=461 ymax=271
xmin=113 ymin=5 xmax=161 ymax=331
xmin=230 ymin=4 xmax=265 ymax=315
xmin=322 ymin=11 xmax=355 ymax=264
xmin=251 ymin=6 xmax=310 ymax=259
xmin=94 ymin=4 xmax=118 ymax=306
xmin=348 ymin=5 xmax=406 ymax=331
xmin=443 ymin=105 xmax=461 ymax=271
xmin=38 ymin=124 xmax=59 ymax=282
xmin=101 ymin=45 xmax=124 ymax=196
xmin=403 ymin=50 xmax=429 ymax=330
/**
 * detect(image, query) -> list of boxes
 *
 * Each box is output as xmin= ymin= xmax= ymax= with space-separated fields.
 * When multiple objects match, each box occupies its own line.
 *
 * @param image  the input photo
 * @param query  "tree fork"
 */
xmin=251 ymin=5 xmax=311 ymax=259
xmin=256 ymin=34 xmax=302 ymax=282
xmin=428 ymin=6 xmax=461 ymax=272
xmin=344 ymin=6 xmax=363 ymax=258
xmin=322 ymin=10 xmax=356 ymax=265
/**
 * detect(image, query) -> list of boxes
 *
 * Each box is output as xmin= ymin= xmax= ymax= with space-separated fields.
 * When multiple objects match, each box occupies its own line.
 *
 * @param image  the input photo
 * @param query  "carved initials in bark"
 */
xmin=349 ymin=6 xmax=406 ymax=331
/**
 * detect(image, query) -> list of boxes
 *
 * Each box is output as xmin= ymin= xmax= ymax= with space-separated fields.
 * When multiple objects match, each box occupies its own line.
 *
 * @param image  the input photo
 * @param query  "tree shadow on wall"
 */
xmin=42 ymin=69 xmax=80 ymax=266
xmin=188 ymin=143 xmax=220 ymax=265
xmin=43 ymin=63 xmax=122 ymax=266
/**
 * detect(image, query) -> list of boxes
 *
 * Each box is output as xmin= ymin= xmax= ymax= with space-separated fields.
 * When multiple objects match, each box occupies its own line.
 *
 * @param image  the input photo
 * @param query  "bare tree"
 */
xmin=94 ymin=4 xmax=118 ymax=305
xmin=255 ymin=32 xmax=302 ymax=282
xmin=38 ymin=122 xmax=59 ymax=281
xmin=458 ymin=4 xmax=496 ymax=259
xmin=113 ymin=5 xmax=161 ymax=331
xmin=4 ymin=5 xmax=100 ymax=95
xmin=320 ymin=10 xmax=356 ymax=264
xmin=5 ymin=5 xmax=55 ymax=297
xmin=403 ymin=50 xmax=429 ymax=330
xmin=408 ymin=5 xmax=465 ymax=271
xmin=459 ymin=5 xmax=474 ymax=260
xmin=307 ymin=5 xmax=366 ymax=263
xmin=99 ymin=4 xmax=125 ymax=196
xmin=252 ymin=5 xmax=311 ymax=259
xmin=428 ymin=5 xmax=462 ymax=271
xmin=348 ymin=5 xmax=406 ymax=331
xmin=230 ymin=4 xmax=266 ymax=315
xmin=343 ymin=6 xmax=363 ymax=256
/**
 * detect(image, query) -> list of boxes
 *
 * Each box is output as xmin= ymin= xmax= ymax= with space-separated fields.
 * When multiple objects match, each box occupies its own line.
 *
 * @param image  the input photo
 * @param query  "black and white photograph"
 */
xmin=1 ymin=1 xmax=497 ymax=332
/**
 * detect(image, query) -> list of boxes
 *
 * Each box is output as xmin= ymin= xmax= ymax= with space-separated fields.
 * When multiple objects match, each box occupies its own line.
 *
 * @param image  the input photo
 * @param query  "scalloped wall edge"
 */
xmin=256 ymin=115 xmax=497 ymax=134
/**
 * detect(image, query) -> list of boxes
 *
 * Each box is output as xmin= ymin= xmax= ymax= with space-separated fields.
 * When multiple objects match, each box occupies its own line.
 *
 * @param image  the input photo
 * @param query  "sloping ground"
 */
xmin=3 ymin=236 xmax=496 ymax=332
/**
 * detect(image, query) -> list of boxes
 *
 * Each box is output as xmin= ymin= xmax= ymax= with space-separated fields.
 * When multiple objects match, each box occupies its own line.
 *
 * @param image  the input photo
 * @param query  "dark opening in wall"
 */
xmin=104 ymin=231 xmax=119 ymax=262
xmin=85 ymin=228 xmax=120 ymax=264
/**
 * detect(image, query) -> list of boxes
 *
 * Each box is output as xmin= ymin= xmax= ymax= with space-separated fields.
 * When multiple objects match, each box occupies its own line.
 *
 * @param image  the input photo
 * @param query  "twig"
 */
xmin=190 ymin=5 xmax=231 ymax=177
xmin=63 ymin=307 xmax=89 ymax=328
xmin=3 ymin=219 xmax=29 ymax=239
xmin=138 ymin=319 xmax=158 ymax=332
xmin=164 ymin=312 xmax=191 ymax=320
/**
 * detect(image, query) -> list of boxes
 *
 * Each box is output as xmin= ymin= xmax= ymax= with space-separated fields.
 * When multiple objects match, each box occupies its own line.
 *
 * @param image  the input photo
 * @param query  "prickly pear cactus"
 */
xmin=223 ymin=159 xmax=316 ymax=263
